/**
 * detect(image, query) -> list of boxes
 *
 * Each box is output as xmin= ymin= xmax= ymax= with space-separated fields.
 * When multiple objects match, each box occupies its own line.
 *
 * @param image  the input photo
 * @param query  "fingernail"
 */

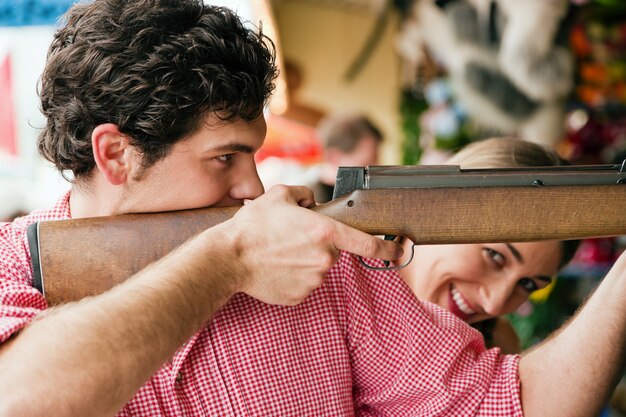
xmin=243 ymin=199 xmax=252 ymax=205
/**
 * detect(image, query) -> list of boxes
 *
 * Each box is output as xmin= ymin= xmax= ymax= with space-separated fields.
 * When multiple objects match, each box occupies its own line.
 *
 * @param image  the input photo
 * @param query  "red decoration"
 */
xmin=0 ymin=54 xmax=17 ymax=156
xmin=256 ymin=113 xmax=322 ymax=165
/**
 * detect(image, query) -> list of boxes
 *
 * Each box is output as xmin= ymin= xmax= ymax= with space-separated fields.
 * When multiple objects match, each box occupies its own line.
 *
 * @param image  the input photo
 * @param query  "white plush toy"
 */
xmin=396 ymin=0 xmax=574 ymax=146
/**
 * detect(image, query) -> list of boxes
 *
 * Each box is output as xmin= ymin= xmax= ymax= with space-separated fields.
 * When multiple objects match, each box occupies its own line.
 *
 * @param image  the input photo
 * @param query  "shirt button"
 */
xmin=175 ymin=371 xmax=183 ymax=384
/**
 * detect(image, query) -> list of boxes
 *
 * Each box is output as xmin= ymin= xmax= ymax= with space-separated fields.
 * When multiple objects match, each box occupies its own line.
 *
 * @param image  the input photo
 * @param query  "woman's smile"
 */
xmin=449 ymin=285 xmax=477 ymax=321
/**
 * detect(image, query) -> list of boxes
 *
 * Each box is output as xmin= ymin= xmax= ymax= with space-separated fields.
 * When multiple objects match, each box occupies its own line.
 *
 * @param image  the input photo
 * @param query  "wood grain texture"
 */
xmin=320 ymin=186 xmax=626 ymax=243
xmin=35 ymin=185 xmax=626 ymax=305
xmin=38 ymin=206 xmax=240 ymax=305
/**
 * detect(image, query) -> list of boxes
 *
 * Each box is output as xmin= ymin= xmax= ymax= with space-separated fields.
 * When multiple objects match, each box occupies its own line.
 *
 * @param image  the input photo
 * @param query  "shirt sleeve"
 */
xmin=0 ymin=224 xmax=47 ymax=343
xmin=334 ymin=252 xmax=523 ymax=417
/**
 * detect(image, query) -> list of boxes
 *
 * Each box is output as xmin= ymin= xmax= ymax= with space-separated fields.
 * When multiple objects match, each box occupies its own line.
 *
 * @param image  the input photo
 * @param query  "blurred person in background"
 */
xmin=311 ymin=113 xmax=383 ymax=202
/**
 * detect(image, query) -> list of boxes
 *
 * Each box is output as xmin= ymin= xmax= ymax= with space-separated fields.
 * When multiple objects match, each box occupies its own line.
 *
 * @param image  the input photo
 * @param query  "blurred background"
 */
xmin=1 ymin=0 xmax=626 ymax=413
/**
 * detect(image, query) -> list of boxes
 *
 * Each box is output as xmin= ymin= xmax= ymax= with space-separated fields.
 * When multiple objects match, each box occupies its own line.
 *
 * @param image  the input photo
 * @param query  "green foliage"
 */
xmin=508 ymin=277 xmax=595 ymax=350
xmin=400 ymin=88 xmax=427 ymax=165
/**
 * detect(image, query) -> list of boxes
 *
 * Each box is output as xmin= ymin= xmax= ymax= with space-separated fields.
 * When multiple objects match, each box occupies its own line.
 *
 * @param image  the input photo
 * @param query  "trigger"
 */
xmin=383 ymin=235 xmax=397 ymax=267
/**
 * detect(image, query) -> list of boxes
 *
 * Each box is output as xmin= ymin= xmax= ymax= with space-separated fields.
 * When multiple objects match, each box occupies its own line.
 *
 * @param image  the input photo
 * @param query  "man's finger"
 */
xmin=332 ymin=222 xmax=404 ymax=261
xmin=266 ymin=185 xmax=316 ymax=208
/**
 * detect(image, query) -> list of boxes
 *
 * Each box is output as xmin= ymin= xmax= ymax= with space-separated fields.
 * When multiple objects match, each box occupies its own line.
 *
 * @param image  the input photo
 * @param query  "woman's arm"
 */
xmin=519 ymin=252 xmax=626 ymax=417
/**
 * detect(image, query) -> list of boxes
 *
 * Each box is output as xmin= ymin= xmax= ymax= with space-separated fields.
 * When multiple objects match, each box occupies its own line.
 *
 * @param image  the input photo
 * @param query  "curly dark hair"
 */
xmin=38 ymin=0 xmax=277 ymax=179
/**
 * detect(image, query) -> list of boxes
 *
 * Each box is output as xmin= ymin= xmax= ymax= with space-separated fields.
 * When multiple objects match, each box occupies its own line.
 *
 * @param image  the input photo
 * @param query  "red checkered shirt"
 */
xmin=1 ymin=193 xmax=523 ymax=416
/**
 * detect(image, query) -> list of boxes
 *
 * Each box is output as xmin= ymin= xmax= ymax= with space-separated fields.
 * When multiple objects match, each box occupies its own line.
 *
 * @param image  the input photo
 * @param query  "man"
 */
xmin=0 ymin=1 xmax=400 ymax=415
xmin=0 ymin=1 xmax=624 ymax=416
xmin=311 ymin=113 xmax=383 ymax=202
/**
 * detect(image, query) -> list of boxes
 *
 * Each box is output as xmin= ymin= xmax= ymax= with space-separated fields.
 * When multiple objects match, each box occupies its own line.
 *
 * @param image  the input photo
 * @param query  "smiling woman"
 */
xmin=398 ymin=137 xmax=581 ymax=353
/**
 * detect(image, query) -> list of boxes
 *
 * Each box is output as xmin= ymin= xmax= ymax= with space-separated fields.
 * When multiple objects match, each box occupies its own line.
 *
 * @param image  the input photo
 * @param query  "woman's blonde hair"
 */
xmin=447 ymin=137 xmax=578 ymax=269
xmin=446 ymin=137 xmax=567 ymax=168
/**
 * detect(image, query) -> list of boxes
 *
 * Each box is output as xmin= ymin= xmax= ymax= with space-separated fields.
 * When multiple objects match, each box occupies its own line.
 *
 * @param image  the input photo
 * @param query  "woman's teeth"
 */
xmin=451 ymin=287 xmax=476 ymax=315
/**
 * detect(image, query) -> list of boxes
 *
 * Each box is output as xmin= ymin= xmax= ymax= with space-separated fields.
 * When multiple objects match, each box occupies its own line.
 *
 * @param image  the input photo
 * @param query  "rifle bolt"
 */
xmin=532 ymin=180 xmax=544 ymax=186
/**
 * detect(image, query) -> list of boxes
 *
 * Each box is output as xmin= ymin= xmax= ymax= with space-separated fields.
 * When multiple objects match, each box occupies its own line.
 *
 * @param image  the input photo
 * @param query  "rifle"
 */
xmin=28 ymin=163 xmax=626 ymax=306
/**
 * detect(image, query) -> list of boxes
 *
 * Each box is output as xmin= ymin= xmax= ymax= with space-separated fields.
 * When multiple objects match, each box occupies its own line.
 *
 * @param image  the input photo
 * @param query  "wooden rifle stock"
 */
xmin=28 ymin=165 xmax=626 ymax=306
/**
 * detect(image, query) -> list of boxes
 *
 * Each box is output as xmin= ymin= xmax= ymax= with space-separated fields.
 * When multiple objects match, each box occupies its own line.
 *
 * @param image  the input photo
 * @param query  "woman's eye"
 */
xmin=518 ymin=277 xmax=539 ymax=293
xmin=484 ymin=248 xmax=505 ymax=267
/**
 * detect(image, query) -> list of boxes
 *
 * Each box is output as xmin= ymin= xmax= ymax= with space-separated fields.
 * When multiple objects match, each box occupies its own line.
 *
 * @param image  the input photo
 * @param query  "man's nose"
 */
xmin=230 ymin=163 xmax=265 ymax=201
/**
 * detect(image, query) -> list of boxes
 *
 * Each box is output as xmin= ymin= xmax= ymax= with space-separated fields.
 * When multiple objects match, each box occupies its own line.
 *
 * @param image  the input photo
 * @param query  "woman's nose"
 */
xmin=479 ymin=281 xmax=513 ymax=317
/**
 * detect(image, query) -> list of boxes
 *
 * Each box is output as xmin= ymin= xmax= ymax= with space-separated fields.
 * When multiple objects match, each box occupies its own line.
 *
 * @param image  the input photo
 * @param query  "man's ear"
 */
xmin=92 ymin=123 xmax=135 ymax=186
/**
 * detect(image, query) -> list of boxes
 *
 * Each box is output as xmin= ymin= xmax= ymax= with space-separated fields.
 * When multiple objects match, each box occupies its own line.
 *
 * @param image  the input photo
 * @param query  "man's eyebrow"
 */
xmin=206 ymin=143 xmax=254 ymax=154
xmin=505 ymin=243 xmax=523 ymax=263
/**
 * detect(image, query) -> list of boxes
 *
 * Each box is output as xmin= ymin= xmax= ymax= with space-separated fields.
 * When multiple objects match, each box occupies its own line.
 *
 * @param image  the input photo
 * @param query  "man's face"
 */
xmin=120 ymin=115 xmax=267 ymax=213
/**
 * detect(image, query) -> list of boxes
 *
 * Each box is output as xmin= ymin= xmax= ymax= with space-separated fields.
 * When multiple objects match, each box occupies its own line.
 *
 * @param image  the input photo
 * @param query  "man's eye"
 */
xmin=518 ymin=277 xmax=538 ymax=293
xmin=215 ymin=154 xmax=234 ymax=163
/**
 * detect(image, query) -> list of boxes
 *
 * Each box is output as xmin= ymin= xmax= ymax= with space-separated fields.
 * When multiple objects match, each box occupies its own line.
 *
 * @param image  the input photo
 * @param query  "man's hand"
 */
xmin=227 ymin=185 xmax=403 ymax=305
